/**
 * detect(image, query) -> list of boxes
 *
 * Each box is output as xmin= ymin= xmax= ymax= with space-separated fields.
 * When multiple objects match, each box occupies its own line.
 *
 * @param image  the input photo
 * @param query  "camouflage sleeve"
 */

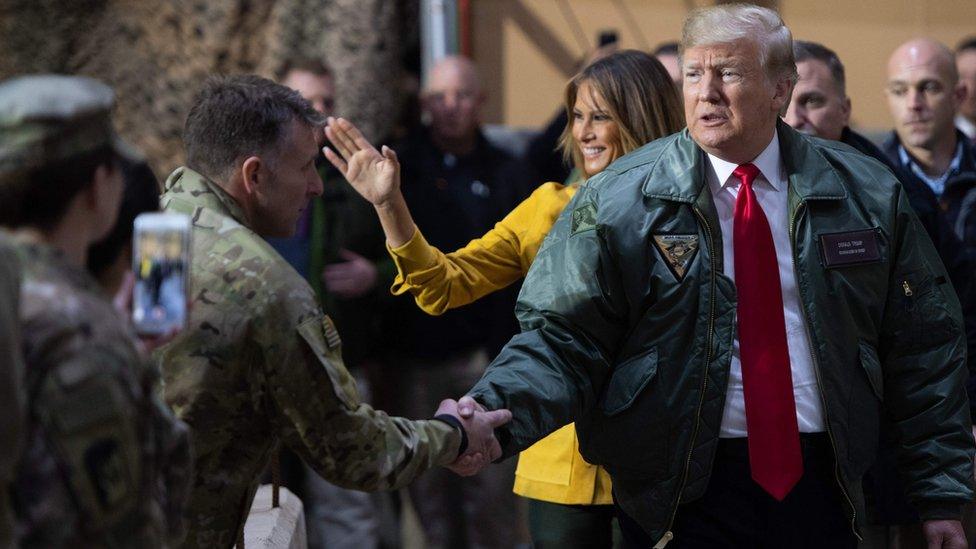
xmin=0 ymin=244 xmax=22 ymax=547
xmin=146 ymin=374 xmax=192 ymax=544
xmin=259 ymin=313 xmax=461 ymax=491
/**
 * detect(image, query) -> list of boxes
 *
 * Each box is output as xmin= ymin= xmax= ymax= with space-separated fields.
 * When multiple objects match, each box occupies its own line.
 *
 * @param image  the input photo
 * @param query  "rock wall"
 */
xmin=0 ymin=0 xmax=414 ymax=179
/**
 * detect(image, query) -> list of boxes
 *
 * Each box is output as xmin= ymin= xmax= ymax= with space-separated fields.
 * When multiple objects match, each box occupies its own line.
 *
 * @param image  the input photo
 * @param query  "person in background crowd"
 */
xmin=883 ymin=38 xmax=976 ymax=262
xmin=786 ymin=40 xmax=976 ymax=363
xmin=0 ymin=74 xmax=192 ymax=548
xmin=786 ymin=39 xmax=976 ymax=549
xmin=653 ymin=41 xmax=683 ymax=87
xmin=956 ymin=37 xmax=976 ymax=144
xmin=349 ymin=55 xmax=528 ymax=549
xmin=0 ymin=236 xmax=23 ymax=549
xmin=450 ymin=5 xmax=973 ymax=548
xmin=276 ymin=57 xmax=390 ymax=549
xmin=325 ymin=49 xmax=683 ymax=549
xmin=524 ymin=109 xmax=572 ymax=186
xmin=281 ymin=59 xmax=335 ymax=117
xmin=269 ymin=58 xmax=337 ymax=285
xmin=87 ymin=150 xmax=161 ymax=295
xmin=155 ymin=74 xmax=510 ymax=548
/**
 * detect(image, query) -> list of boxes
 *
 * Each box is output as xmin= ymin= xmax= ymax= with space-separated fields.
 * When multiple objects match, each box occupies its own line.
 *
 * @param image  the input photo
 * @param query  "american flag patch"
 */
xmin=323 ymin=316 xmax=342 ymax=350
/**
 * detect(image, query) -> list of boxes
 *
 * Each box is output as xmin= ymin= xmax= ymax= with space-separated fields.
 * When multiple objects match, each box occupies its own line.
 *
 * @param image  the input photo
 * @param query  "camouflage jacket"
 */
xmin=0 ymin=235 xmax=23 ymax=549
xmin=158 ymin=167 xmax=461 ymax=548
xmin=8 ymin=233 xmax=191 ymax=548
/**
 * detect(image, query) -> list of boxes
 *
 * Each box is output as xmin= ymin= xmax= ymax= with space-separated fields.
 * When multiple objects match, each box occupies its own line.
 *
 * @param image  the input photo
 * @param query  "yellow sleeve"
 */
xmin=387 ymin=183 xmax=574 ymax=315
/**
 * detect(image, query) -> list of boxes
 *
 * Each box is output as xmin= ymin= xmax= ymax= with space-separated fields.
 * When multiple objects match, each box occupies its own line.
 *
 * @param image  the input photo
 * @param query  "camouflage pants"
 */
xmin=304 ymin=371 xmax=380 ymax=549
xmin=389 ymin=347 xmax=520 ymax=549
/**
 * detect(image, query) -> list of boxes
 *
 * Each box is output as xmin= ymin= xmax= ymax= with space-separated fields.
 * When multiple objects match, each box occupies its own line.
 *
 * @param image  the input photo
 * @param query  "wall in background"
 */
xmin=471 ymin=0 xmax=976 ymax=132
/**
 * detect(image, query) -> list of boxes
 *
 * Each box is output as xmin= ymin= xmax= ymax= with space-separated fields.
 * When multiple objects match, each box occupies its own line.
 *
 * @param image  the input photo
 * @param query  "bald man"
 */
xmin=380 ymin=55 xmax=528 ymax=548
xmin=883 ymin=39 xmax=976 ymax=263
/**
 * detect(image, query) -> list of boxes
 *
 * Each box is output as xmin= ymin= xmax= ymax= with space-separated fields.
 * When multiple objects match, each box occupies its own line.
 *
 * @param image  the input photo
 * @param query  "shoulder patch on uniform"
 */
xmin=323 ymin=316 xmax=342 ymax=350
xmin=652 ymin=234 xmax=699 ymax=280
xmin=571 ymin=202 xmax=597 ymax=235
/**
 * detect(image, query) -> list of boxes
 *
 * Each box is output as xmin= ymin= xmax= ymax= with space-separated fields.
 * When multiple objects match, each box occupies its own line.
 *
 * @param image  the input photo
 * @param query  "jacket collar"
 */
xmin=884 ymin=129 xmax=976 ymax=178
xmin=642 ymin=120 xmax=848 ymax=203
xmin=706 ymin=130 xmax=784 ymax=192
xmin=162 ymin=166 xmax=251 ymax=229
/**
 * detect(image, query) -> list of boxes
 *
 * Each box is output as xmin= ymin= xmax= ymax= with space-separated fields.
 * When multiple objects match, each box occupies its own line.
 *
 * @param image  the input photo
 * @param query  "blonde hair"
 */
xmin=558 ymin=50 xmax=684 ymax=177
xmin=681 ymin=3 xmax=798 ymax=84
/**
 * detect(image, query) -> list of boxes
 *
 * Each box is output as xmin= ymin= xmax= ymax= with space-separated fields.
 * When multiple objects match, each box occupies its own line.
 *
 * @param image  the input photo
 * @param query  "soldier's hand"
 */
xmin=323 ymin=117 xmax=401 ymax=207
xmin=436 ymin=398 xmax=512 ymax=477
xmin=454 ymin=396 xmax=505 ymax=475
xmin=457 ymin=395 xmax=485 ymax=418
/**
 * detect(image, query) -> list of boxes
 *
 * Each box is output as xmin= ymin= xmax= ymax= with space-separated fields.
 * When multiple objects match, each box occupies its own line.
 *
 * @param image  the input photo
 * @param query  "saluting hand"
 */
xmin=323 ymin=117 xmax=401 ymax=207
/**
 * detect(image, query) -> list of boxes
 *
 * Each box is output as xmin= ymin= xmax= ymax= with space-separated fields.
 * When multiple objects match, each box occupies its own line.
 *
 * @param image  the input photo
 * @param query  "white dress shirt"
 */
xmin=705 ymin=131 xmax=826 ymax=437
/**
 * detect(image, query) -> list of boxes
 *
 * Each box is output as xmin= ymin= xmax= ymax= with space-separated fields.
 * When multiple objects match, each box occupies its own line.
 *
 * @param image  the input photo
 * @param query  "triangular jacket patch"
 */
xmin=652 ymin=234 xmax=699 ymax=280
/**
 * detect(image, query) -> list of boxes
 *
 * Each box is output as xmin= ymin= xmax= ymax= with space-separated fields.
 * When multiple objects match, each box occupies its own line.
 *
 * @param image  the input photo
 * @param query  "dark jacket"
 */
xmin=846 ymin=128 xmax=976 ymax=400
xmin=844 ymin=127 xmax=976 ymax=524
xmin=387 ymin=126 xmax=527 ymax=359
xmin=882 ymin=130 xmax=976 ymax=263
xmin=469 ymin=123 xmax=975 ymax=545
xmin=526 ymin=109 xmax=572 ymax=185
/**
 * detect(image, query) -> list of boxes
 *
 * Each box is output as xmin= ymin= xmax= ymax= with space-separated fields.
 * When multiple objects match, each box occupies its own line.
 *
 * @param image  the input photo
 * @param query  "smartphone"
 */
xmin=132 ymin=212 xmax=191 ymax=336
xmin=598 ymin=30 xmax=618 ymax=48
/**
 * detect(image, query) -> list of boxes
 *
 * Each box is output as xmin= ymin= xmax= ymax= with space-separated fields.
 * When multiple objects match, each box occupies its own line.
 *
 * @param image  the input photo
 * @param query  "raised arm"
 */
xmin=388 ymin=183 xmax=571 ymax=314
xmin=263 ymin=308 xmax=512 ymax=489
xmin=326 ymin=117 xmax=567 ymax=316
xmin=323 ymin=117 xmax=415 ymax=247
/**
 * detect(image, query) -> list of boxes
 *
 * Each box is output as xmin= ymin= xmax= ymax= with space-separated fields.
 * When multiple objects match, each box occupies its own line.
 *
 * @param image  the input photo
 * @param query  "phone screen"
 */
xmin=132 ymin=213 xmax=191 ymax=336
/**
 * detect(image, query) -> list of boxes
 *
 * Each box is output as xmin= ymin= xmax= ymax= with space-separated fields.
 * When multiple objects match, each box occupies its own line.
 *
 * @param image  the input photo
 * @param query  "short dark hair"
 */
xmin=958 ymin=36 xmax=976 ymax=54
xmin=0 ymin=145 xmax=118 ymax=231
xmin=653 ymin=41 xmax=679 ymax=57
xmin=87 ymin=156 xmax=160 ymax=278
xmin=277 ymin=57 xmax=333 ymax=81
xmin=793 ymin=40 xmax=847 ymax=95
xmin=183 ymin=74 xmax=325 ymax=183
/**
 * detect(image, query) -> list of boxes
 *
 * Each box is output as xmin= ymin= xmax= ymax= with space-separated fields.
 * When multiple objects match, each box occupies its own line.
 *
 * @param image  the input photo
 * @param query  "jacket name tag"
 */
xmin=819 ymin=229 xmax=881 ymax=267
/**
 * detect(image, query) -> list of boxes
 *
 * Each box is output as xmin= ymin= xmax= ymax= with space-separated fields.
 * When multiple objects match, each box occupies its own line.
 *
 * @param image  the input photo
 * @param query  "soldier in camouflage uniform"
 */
xmin=0 ymin=235 xmax=23 ymax=549
xmin=0 ymin=75 xmax=192 ymax=548
xmin=157 ymin=75 xmax=510 ymax=548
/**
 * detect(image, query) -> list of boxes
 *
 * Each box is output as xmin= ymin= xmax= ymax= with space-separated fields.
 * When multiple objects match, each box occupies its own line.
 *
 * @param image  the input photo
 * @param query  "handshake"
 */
xmin=435 ymin=396 xmax=513 ymax=476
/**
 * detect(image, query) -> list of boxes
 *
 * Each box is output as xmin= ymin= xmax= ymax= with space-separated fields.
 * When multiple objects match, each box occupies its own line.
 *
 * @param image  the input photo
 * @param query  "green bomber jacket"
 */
xmin=469 ymin=121 xmax=975 ymax=546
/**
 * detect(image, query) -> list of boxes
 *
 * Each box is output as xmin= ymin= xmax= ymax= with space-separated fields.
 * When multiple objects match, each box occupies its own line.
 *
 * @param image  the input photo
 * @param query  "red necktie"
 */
xmin=732 ymin=163 xmax=803 ymax=501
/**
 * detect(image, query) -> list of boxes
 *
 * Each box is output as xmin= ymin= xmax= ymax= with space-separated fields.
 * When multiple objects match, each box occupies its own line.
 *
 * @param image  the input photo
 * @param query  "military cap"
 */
xmin=0 ymin=74 xmax=124 ymax=176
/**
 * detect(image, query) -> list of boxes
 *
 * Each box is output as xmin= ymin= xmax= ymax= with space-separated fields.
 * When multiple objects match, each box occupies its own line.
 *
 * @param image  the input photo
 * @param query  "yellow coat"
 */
xmin=387 ymin=182 xmax=613 ymax=505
